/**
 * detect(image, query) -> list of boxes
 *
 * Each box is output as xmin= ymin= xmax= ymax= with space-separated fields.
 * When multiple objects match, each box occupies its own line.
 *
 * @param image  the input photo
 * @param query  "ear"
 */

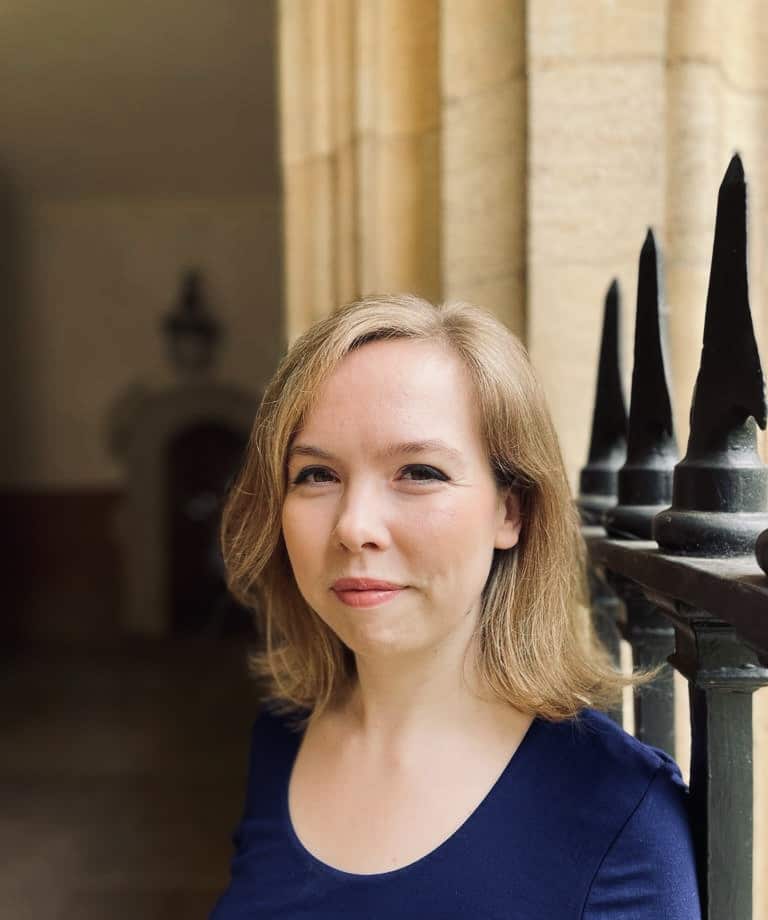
xmin=494 ymin=488 xmax=522 ymax=551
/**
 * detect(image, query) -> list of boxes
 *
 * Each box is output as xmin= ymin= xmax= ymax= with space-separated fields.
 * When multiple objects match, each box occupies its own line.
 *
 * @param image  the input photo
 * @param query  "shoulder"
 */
xmin=543 ymin=710 xmax=700 ymax=918
xmin=576 ymin=724 xmax=701 ymax=917
xmin=237 ymin=702 xmax=309 ymax=812
xmin=246 ymin=701 xmax=312 ymax=766
xmin=562 ymin=708 xmax=693 ymax=833
xmin=566 ymin=707 xmax=676 ymax=766
xmin=542 ymin=707 xmax=681 ymax=792
xmin=522 ymin=711 xmax=691 ymax=860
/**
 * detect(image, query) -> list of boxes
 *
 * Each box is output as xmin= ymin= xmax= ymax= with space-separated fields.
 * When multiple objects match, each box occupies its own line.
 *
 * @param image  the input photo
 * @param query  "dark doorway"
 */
xmin=167 ymin=422 xmax=250 ymax=636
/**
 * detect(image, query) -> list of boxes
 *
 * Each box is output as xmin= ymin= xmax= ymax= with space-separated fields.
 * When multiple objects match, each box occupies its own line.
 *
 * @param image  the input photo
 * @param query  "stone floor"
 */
xmin=0 ymin=635 xmax=262 ymax=919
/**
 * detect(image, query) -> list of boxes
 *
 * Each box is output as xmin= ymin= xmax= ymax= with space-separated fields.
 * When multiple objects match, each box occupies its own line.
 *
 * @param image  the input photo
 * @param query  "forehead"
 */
xmin=296 ymin=338 xmax=481 ymax=445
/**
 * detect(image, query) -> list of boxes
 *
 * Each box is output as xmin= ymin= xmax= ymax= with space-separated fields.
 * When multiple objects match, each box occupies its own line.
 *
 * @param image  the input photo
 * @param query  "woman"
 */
xmin=210 ymin=294 xmax=701 ymax=918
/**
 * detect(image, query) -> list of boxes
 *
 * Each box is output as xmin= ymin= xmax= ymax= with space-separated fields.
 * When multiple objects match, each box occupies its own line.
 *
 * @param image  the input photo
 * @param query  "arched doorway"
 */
xmin=167 ymin=421 xmax=249 ymax=636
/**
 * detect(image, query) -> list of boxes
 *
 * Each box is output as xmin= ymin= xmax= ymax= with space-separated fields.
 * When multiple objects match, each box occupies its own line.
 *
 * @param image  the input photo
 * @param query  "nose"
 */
xmin=332 ymin=481 xmax=391 ymax=553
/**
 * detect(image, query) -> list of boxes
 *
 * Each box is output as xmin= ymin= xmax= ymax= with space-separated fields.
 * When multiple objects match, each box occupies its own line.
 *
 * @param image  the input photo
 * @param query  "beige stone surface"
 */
xmin=355 ymin=0 xmax=440 ymax=301
xmin=280 ymin=0 xmax=357 ymax=342
xmin=442 ymin=82 xmax=526 ymax=179
xmin=668 ymin=0 xmax=768 ymax=89
xmin=440 ymin=2 xmax=525 ymax=333
xmin=667 ymin=0 xmax=719 ymax=60
xmin=280 ymin=0 xmax=440 ymax=334
xmin=528 ymin=52 xmax=666 ymax=487
xmin=283 ymin=156 xmax=336 ymax=342
xmin=529 ymin=63 xmax=666 ymax=267
xmin=335 ymin=139 xmax=361 ymax=305
xmin=663 ymin=263 xmax=707 ymax=452
xmin=529 ymin=0 xmax=666 ymax=62
xmin=356 ymin=0 xmax=440 ymax=137
xmin=720 ymin=0 xmax=768 ymax=91
xmin=280 ymin=0 xmax=356 ymax=164
xmin=442 ymin=149 xmax=524 ymax=269
xmin=359 ymin=131 xmax=441 ymax=300
xmin=441 ymin=0 xmax=525 ymax=99
xmin=445 ymin=273 xmax=526 ymax=342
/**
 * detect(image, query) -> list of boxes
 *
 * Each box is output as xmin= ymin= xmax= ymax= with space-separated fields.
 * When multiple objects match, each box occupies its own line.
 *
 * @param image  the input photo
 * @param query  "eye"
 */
xmin=290 ymin=466 xmax=337 ymax=486
xmin=400 ymin=464 xmax=448 ymax=483
xmin=288 ymin=463 xmax=449 ymax=487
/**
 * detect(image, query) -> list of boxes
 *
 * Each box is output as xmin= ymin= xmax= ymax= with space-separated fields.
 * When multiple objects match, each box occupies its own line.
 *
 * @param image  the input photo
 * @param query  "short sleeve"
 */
xmin=581 ymin=760 xmax=702 ymax=920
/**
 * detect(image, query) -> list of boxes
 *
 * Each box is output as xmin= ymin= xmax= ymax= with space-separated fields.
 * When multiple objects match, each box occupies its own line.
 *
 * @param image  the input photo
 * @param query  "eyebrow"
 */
xmin=287 ymin=439 xmax=465 ymax=465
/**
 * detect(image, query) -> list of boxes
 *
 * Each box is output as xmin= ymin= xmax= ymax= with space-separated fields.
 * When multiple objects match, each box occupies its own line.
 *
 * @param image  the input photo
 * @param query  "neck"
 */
xmin=336 ymin=627 xmax=519 ymax=761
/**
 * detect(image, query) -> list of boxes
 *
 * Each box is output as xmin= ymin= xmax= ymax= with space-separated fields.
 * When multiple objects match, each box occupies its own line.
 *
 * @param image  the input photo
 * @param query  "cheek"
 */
xmin=281 ymin=501 xmax=317 ymax=574
xmin=425 ymin=513 xmax=496 ymax=612
xmin=281 ymin=505 xmax=329 ymax=616
xmin=403 ymin=494 xmax=495 ymax=568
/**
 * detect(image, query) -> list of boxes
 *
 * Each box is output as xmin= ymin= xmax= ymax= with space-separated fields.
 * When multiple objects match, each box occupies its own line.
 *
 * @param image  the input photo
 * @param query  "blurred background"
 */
xmin=1 ymin=1 xmax=767 ymax=918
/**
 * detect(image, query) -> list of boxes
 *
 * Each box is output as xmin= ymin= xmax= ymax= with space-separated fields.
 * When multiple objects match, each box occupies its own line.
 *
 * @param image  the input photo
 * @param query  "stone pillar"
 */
xmin=439 ymin=0 xmax=526 ymax=336
xmin=356 ymin=0 xmax=440 ymax=301
xmin=279 ymin=0 xmax=358 ymax=344
xmin=279 ymin=0 xmax=440 ymax=343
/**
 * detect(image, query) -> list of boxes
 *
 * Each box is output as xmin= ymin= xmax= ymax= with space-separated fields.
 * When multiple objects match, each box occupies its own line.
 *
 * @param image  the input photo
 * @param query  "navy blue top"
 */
xmin=210 ymin=705 xmax=702 ymax=919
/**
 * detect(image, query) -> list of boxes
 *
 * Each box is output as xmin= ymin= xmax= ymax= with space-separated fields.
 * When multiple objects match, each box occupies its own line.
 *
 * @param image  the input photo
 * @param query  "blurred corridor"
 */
xmin=0 ymin=637 xmax=258 ymax=919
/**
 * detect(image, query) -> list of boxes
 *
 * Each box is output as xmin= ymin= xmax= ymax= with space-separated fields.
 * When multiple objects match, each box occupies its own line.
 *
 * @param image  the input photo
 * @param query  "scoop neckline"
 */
xmin=282 ymin=712 xmax=543 ymax=882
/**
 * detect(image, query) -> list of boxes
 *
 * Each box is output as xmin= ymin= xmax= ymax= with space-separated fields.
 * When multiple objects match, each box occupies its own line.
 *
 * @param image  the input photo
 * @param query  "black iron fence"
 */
xmin=579 ymin=154 xmax=768 ymax=920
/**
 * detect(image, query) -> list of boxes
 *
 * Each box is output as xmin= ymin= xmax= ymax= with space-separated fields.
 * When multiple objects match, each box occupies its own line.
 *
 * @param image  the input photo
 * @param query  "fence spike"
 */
xmin=578 ymin=280 xmax=628 ymax=525
xmin=605 ymin=229 xmax=678 ymax=539
xmin=654 ymin=154 xmax=768 ymax=555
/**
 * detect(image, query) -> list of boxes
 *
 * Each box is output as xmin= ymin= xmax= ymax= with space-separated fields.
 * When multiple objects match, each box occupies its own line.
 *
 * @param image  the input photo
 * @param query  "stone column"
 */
xmin=279 ymin=0 xmax=358 ymax=344
xmin=279 ymin=0 xmax=440 ymax=340
xmin=440 ymin=0 xmax=526 ymax=336
xmin=355 ymin=0 xmax=440 ymax=301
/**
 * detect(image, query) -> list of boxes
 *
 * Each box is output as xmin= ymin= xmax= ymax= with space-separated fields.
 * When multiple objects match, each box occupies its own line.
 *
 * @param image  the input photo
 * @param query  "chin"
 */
xmin=349 ymin=626 xmax=432 ymax=658
xmin=339 ymin=624 xmax=409 ymax=651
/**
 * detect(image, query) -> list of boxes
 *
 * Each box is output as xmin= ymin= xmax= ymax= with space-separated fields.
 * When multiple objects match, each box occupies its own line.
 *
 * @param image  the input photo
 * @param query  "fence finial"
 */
xmin=578 ymin=279 xmax=628 ymax=524
xmin=606 ymin=228 xmax=678 ymax=539
xmin=654 ymin=154 xmax=768 ymax=555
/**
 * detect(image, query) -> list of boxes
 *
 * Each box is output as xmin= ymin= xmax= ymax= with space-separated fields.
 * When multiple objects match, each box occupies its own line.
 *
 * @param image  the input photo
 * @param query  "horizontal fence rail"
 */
xmin=578 ymin=154 xmax=768 ymax=920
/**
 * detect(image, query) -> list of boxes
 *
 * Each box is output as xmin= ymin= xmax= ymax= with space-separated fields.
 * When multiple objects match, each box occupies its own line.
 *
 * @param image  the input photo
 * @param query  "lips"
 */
xmin=332 ymin=578 xmax=404 ymax=591
xmin=332 ymin=581 xmax=406 ymax=608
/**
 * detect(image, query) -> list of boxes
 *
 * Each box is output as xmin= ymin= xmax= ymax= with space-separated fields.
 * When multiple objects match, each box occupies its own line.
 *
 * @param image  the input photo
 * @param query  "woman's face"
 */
xmin=281 ymin=338 xmax=521 ymax=660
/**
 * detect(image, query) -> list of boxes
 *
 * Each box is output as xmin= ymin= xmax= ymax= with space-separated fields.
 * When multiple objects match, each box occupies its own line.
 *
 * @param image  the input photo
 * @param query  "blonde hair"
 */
xmin=221 ymin=294 xmax=655 ymax=732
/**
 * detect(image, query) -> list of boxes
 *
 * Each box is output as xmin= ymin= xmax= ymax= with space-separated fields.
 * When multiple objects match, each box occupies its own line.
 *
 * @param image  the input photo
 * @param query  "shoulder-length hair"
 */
xmin=221 ymin=293 xmax=653 ymax=732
